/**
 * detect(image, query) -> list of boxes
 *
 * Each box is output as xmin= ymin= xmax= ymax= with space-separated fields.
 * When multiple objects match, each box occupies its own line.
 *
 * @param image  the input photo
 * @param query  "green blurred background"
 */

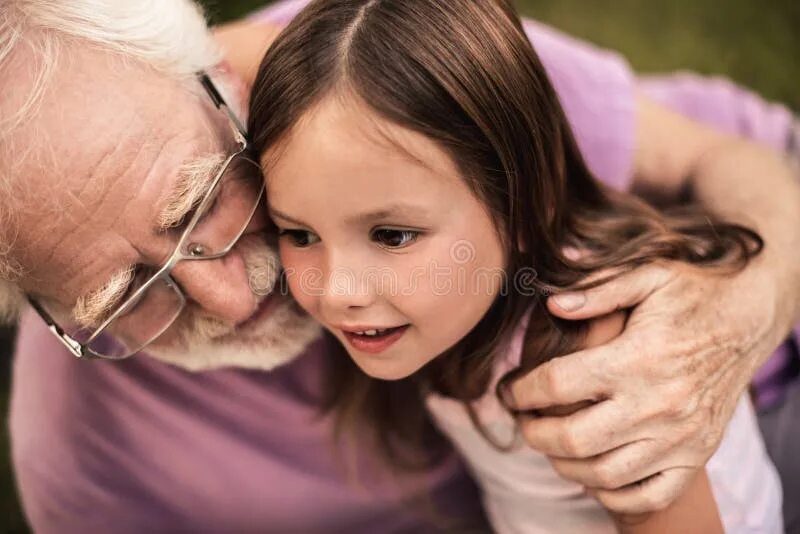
xmin=1 ymin=0 xmax=797 ymax=531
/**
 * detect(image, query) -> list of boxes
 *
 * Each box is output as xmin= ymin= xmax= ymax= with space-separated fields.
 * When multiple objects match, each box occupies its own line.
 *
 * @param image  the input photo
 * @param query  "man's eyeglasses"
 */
xmin=29 ymin=71 xmax=265 ymax=360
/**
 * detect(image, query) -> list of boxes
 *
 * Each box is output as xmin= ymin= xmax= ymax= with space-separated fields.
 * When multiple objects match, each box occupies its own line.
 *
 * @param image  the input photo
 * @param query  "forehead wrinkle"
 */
xmin=20 ymin=110 xmax=153 ymax=246
xmin=56 ymin=143 xmax=136 ymax=231
xmin=94 ymin=135 xmax=167 ymax=215
xmin=32 ymin=139 xmax=151 ymax=265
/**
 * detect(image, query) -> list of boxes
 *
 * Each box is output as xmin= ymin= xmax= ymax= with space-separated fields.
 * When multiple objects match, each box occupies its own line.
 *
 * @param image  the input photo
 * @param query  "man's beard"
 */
xmin=146 ymin=235 xmax=321 ymax=372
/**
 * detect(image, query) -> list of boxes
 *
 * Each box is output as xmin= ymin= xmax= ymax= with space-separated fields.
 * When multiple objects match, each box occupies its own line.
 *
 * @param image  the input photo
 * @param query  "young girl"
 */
xmin=248 ymin=0 xmax=781 ymax=532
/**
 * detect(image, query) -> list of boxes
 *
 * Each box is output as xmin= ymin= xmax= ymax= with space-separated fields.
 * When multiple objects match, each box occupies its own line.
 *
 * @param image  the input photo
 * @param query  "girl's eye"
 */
xmin=371 ymin=228 xmax=420 ymax=249
xmin=279 ymin=229 xmax=320 ymax=247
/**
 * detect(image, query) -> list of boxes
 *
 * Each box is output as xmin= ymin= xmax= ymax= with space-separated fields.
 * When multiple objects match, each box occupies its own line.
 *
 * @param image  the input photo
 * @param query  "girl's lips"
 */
xmin=341 ymin=325 xmax=410 ymax=354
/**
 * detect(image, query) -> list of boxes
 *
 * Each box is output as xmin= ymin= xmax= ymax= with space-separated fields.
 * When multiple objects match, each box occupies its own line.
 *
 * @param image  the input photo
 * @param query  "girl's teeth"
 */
xmin=354 ymin=328 xmax=394 ymax=337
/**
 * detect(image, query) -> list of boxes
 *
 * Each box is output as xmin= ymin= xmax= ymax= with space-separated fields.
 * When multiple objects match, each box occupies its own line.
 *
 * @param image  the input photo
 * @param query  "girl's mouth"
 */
xmin=341 ymin=325 xmax=410 ymax=354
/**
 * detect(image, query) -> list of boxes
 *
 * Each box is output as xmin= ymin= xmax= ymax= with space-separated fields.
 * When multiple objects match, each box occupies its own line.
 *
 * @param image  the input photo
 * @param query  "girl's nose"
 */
xmin=319 ymin=256 xmax=378 ymax=314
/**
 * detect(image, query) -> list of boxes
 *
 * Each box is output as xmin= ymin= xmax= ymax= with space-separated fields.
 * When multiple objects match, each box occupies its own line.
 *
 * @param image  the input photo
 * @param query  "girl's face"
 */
xmin=262 ymin=96 xmax=505 ymax=380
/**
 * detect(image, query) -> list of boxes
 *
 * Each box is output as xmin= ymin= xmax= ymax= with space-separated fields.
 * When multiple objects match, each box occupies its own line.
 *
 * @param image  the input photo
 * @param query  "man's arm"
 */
xmin=511 ymin=95 xmax=800 ymax=514
xmin=213 ymin=20 xmax=283 ymax=90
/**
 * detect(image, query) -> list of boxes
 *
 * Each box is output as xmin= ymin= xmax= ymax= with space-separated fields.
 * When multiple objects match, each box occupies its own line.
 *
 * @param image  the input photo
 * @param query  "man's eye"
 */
xmin=371 ymin=229 xmax=420 ymax=249
xmin=279 ymin=229 xmax=320 ymax=247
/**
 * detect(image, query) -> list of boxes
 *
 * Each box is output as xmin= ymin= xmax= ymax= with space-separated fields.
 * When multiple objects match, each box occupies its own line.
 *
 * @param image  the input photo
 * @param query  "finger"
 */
xmin=547 ymin=264 xmax=675 ymax=320
xmin=588 ymin=467 xmax=694 ymax=515
xmin=518 ymin=400 xmax=637 ymax=458
xmin=561 ymin=245 xmax=589 ymax=261
xmin=549 ymin=439 xmax=696 ymax=490
xmin=508 ymin=348 xmax=616 ymax=410
xmin=583 ymin=311 xmax=627 ymax=348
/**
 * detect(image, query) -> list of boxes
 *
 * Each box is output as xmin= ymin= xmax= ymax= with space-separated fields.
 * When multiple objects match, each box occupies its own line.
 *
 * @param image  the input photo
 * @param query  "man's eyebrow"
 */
xmin=72 ymin=266 xmax=136 ymax=328
xmin=156 ymin=153 xmax=227 ymax=232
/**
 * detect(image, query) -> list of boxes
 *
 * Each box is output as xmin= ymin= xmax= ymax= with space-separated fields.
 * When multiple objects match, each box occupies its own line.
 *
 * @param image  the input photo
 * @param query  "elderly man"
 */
xmin=1 ymin=0 xmax=798 ymax=532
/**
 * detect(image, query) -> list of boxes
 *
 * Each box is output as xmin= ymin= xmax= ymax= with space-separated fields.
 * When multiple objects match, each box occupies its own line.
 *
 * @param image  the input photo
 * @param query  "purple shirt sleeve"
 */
xmin=522 ymin=20 xmax=636 ymax=190
xmin=639 ymin=73 xmax=796 ymax=151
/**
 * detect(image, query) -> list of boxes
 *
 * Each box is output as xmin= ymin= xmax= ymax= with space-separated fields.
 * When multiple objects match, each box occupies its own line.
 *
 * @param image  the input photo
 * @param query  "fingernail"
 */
xmin=561 ymin=246 xmax=583 ymax=261
xmin=553 ymin=292 xmax=586 ymax=312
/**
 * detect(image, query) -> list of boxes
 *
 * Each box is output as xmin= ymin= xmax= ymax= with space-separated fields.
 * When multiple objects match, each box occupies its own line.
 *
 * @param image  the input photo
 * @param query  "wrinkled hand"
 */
xmin=509 ymin=260 xmax=791 ymax=514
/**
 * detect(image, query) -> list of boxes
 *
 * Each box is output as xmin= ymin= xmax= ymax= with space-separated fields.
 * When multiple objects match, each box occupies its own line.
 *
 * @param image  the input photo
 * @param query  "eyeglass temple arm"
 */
xmin=27 ymin=298 xmax=88 ymax=358
xmin=198 ymin=72 xmax=248 ymax=139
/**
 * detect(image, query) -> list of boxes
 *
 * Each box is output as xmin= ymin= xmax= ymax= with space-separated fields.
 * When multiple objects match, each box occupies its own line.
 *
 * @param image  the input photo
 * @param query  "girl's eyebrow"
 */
xmin=268 ymin=207 xmax=307 ymax=227
xmin=269 ymin=204 xmax=429 ymax=227
xmin=345 ymin=204 xmax=429 ymax=225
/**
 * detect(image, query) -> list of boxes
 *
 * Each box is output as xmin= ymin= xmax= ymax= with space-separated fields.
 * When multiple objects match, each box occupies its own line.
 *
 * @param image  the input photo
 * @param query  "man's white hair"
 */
xmin=0 ymin=0 xmax=222 ymax=322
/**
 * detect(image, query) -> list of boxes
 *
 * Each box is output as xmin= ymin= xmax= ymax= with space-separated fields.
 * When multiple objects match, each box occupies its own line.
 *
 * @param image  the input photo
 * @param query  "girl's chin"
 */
xmin=350 ymin=354 xmax=426 ymax=381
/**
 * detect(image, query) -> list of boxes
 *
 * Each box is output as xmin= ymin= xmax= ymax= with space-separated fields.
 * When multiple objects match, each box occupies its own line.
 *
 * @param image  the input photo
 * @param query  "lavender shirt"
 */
xmin=10 ymin=2 xmax=798 ymax=532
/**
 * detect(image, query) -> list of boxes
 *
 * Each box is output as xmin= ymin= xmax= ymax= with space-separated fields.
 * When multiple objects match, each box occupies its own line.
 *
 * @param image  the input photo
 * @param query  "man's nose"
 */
xmin=170 ymin=252 xmax=256 ymax=324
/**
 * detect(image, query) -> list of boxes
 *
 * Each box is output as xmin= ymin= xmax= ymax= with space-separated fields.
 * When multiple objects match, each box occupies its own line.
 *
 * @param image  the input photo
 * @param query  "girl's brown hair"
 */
xmin=249 ymin=0 xmax=760 ymax=469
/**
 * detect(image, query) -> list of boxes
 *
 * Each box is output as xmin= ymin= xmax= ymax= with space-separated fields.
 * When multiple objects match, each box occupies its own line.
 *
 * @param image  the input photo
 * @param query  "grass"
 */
xmin=1 ymin=0 xmax=796 ymax=531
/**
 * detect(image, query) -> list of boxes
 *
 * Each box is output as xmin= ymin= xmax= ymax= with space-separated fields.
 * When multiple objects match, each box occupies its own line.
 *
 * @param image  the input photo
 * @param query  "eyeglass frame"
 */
xmin=28 ymin=71 xmax=265 ymax=361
